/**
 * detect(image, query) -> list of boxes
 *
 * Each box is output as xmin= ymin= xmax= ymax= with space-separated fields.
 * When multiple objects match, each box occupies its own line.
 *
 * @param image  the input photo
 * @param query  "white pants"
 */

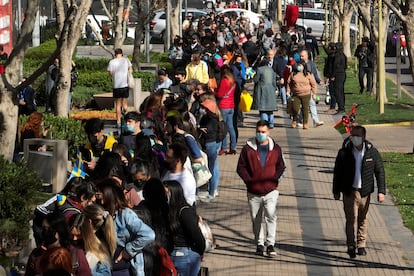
xmin=247 ymin=189 xmax=279 ymax=246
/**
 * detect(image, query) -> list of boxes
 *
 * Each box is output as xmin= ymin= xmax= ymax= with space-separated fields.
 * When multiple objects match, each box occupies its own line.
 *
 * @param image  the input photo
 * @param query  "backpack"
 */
xmin=217 ymin=120 xmax=228 ymax=141
xmin=158 ymin=246 xmax=177 ymax=276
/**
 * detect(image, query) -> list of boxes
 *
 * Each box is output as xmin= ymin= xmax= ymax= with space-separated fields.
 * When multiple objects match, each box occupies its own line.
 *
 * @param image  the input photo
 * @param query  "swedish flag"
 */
xmin=246 ymin=67 xmax=256 ymax=79
xmin=69 ymin=150 xmax=87 ymax=180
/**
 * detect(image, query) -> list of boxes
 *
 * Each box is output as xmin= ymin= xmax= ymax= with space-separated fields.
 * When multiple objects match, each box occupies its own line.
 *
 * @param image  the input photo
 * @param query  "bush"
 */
xmin=19 ymin=114 xmax=87 ymax=159
xmin=135 ymin=71 xmax=157 ymax=92
xmin=0 ymin=156 xmax=42 ymax=254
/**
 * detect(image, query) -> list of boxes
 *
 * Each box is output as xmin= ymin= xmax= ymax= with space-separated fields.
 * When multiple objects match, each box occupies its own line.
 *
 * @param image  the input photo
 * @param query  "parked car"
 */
xmin=150 ymin=9 xmax=208 ymax=40
xmin=295 ymin=8 xmax=357 ymax=40
xmin=217 ymin=8 xmax=262 ymax=27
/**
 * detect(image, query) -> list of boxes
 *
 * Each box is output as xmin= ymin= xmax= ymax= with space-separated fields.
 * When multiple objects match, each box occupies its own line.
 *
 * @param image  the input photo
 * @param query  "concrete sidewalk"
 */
xmin=197 ymin=102 xmax=414 ymax=275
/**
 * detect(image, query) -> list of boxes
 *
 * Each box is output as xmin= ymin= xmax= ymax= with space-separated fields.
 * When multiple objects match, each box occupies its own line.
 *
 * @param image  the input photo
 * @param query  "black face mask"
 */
xmin=42 ymin=228 xmax=58 ymax=246
xmin=134 ymin=179 xmax=146 ymax=189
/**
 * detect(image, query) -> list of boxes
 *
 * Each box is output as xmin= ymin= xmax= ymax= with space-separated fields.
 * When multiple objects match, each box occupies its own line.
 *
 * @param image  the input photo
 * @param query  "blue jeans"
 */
xmin=205 ymin=141 xmax=220 ymax=196
xmin=279 ymin=86 xmax=287 ymax=105
xmin=171 ymin=247 xmax=201 ymax=276
xmin=309 ymin=95 xmax=321 ymax=124
xmin=220 ymin=108 xmax=237 ymax=150
xmin=260 ymin=111 xmax=275 ymax=128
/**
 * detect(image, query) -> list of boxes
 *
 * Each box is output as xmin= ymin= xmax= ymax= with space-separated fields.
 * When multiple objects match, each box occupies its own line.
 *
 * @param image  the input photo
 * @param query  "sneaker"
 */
xmin=297 ymin=123 xmax=303 ymax=128
xmin=315 ymin=121 xmax=324 ymax=127
xmin=199 ymin=194 xmax=216 ymax=203
xmin=256 ymin=245 xmax=264 ymax=256
xmin=197 ymin=191 xmax=209 ymax=200
xmin=266 ymin=245 xmax=277 ymax=257
xmin=214 ymin=190 xmax=219 ymax=197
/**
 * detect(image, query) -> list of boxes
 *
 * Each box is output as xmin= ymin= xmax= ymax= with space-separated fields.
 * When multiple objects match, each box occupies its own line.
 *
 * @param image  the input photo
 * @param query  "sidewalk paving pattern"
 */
xmin=196 ymin=101 xmax=414 ymax=275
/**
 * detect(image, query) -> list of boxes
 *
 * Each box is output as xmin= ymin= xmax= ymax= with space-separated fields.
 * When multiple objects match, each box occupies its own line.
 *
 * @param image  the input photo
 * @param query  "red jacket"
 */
xmin=237 ymin=137 xmax=286 ymax=196
xmin=215 ymin=77 xmax=235 ymax=109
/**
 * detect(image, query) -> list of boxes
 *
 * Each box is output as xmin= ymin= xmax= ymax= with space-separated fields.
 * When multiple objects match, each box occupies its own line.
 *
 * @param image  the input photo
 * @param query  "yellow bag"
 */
xmin=239 ymin=90 xmax=253 ymax=112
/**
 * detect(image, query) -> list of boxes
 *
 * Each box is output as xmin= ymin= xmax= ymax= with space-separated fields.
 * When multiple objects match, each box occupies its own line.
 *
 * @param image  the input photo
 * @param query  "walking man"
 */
xmin=354 ymin=37 xmax=374 ymax=95
xmin=237 ymin=120 xmax=286 ymax=257
xmin=333 ymin=126 xmax=386 ymax=258
xmin=107 ymin=48 xmax=132 ymax=128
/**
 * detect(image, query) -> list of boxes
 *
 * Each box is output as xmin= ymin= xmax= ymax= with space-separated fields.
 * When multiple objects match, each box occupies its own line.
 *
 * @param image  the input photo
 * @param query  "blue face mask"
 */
xmin=150 ymin=138 xmax=155 ymax=147
xmin=256 ymin=132 xmax=267 ymax=143
xmin=126 ymin=125 xmax=135 ymax=133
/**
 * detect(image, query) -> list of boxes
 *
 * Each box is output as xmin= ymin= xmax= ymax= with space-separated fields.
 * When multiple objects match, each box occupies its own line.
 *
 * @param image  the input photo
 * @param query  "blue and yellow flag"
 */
xmin=69 ymin=149 xmax=87 ymax=179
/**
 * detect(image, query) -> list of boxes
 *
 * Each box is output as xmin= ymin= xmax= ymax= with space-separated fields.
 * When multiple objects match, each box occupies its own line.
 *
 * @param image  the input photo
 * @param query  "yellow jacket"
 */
xmin=185 ymin=62 xmax=209 ymax=84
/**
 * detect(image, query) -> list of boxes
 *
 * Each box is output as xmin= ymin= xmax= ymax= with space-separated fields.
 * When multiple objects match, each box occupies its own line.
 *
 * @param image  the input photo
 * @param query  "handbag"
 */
xmin=198 ymin=216 xmax=215 ymax=252
xmin=239 ymin=90 xmax=253 ymax=112
xmin=128 ymin=71 xmax=135 ymax=89
xmin=192 ymin=151 xmax=212 ymax=188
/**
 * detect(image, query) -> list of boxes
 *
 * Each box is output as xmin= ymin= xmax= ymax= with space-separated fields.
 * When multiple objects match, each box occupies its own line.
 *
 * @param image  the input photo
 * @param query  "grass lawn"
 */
xmin=382 ymin=152 xmax=414 ymax=232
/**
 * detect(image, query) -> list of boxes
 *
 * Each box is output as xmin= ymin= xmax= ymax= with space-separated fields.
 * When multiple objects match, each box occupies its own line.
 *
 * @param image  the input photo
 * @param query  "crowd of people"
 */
xmin=18 ymin=6 xmax=369 ymax=275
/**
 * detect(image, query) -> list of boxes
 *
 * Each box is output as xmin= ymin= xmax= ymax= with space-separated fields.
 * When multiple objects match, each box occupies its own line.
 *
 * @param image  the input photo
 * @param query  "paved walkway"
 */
xmin=196 ymin=100 xmax=414 ymax=275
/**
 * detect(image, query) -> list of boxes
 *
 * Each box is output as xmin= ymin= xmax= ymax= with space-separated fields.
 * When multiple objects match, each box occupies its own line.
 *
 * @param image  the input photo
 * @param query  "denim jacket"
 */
xmin=114 ymin=208 xmax=155 ymax=276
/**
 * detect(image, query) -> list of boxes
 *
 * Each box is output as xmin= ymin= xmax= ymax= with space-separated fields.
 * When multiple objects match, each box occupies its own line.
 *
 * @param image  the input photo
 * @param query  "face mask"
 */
xmin=256 ymin=132 xmax=267 ymax=143
xmin=296 ymin=65 xmax=304 ymax=72
xmin=88 ymin=134 xmax=98 ymax=145
xmin=134 ymin=179 xmax=146 ymax=188
xmin=352 ymin=136 xmax=363 ymax=147
xmin=126 ymin=125 xmax=135 ymax=133
xmin=150 ymin=138 xmax=155 ymax=147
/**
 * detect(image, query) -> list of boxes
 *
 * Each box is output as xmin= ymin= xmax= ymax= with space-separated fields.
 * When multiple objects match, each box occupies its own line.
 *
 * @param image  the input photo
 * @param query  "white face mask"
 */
xmin=352 ymin=136 xmax=363 ymax=147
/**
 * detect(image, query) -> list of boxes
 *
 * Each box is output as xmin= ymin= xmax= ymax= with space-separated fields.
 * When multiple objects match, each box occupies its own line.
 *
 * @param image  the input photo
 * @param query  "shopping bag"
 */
xmin=239 ymin=90 xmax=253 ymax=112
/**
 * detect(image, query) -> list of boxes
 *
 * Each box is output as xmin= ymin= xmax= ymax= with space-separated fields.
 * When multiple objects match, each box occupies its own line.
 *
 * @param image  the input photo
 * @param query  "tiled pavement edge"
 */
xmin=197 ymin=95 xmax=414 ymax=275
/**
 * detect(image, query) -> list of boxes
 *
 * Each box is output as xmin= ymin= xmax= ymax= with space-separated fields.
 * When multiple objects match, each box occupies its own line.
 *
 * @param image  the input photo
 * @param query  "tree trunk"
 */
xmin=0 ymin=0 xmax=40 ymax=160
xmin=341 ymin=10 xmax=354 ymax=57
xmin=54 ymin=1 xmax=94 ymax=117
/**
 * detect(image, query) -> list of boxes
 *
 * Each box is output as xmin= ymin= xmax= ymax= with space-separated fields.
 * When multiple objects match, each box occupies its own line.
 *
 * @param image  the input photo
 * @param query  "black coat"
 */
xmin=333 ymin=139 xmax=386 ymax=198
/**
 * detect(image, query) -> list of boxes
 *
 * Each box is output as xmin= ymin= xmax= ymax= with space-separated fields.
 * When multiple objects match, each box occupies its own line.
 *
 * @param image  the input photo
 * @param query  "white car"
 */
xmin=150 ymin=9 xmax=208 ymax=40
xmin=217 ymin=8 xmax=262 ymax=27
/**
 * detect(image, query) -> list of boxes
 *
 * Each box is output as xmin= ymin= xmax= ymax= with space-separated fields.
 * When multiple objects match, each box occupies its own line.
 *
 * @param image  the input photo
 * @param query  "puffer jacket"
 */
xmin=237 ymin=137 xmax=286 ymax=196
xmin=333 ymin=139 xmax=386 ymax=197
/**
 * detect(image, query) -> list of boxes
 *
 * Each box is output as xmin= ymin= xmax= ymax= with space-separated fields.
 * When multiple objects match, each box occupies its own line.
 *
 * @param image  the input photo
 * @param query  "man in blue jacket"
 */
xmin=333 ymin=126 xmax=386 ymax=258
xmin=237 ymin=120 xmax=286 ymax=258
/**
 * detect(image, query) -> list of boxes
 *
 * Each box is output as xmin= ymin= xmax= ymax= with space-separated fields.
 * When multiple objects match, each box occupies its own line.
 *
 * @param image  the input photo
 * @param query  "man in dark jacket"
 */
xmin=237 ymin=120 xmax=286 ymax=258
xmin=354 ymin=37 xmax=374 ymax=95
xmin=330 ymin=42 xmax=347 ymax=114
xmin=333 ymin=126 xmax=386 ymax=258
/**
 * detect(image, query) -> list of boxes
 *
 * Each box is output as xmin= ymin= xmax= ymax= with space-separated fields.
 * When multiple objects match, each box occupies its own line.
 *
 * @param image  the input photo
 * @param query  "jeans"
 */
xmin=328 ymin=80 xmax=337 ymax=110
xmin=171 ymin=247 xmax=201 ymax=276
xmin=309 ymin=95 xmax=321 ymax=124
xmin=205 ymin=141 xmax=220 ymax=196
xmin=220 ymin=108 xmax=237 ymax=150
xmin=279 ymin=86 xmax=287 ymax=105
xmin=358 ymin=67 xmax=373 ymax=93
xmin=248 ymin=190 xmax=279 ymax=246
xmin=260 ymin=111 xmax=275 ymax=128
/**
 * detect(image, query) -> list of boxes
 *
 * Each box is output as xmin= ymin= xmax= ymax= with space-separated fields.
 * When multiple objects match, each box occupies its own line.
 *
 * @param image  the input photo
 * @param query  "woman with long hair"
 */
xmin=286 ymin=59 xmax=317 ymax=129
xmin=215 ymin=64 xmax=237 ymax=155
xmin=185 ymin=52 xmax=209 ymax=84
xmin=96 ymin=178 xmax=155 ymax=276
xmin=81 ymin=203 xmax=116 ymax=275
xmin=165 ymin=180 xmax=205 ymax=276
